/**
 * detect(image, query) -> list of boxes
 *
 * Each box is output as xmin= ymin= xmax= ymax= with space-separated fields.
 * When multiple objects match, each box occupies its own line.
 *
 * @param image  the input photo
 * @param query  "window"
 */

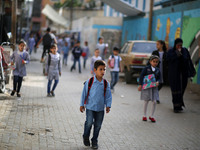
xmin=121 ymin=42 xmax=132 ymax=53
xmin=132 ymin=42 xmax=156 ymax=53
xmin=121 ymin=43 xmax=128 ymax=53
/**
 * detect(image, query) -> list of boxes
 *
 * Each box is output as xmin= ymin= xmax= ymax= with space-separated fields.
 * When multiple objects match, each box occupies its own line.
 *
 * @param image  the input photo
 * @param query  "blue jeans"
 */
xmin=63 ymin=54 xmax=68 ymax=65
xmin=110 ymin=71 xmax=119 ymax=90
xmin=83 ymin=109 xmax=104 ymax=143
xmin=83 ymin=57 xmax=87 ymax=69
xmin=47 ymin=79 xmax=59 ymax=94
xmin=71 ymin=58 xmax=81 ymax=73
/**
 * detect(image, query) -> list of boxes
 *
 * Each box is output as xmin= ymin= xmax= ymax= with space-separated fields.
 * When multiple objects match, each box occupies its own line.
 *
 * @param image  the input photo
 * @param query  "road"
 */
xmin=0 ymin=48 xmax=199 ymax=150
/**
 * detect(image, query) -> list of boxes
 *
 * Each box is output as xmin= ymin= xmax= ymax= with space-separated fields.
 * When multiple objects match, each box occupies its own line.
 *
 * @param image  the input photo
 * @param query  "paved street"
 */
xmin=0 ymin=48 xmax=200 ymax=150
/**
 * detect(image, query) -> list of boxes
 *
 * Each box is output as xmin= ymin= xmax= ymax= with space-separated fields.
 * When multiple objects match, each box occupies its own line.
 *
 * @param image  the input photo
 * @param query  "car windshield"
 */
xmin=132 ymin=42 xmax=156 ymax=53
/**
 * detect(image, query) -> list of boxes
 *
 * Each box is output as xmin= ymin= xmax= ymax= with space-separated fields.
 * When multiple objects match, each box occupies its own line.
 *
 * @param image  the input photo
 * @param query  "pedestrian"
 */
xmin=10 ymin=40 xmax=30 ymax=97
xmin=167 ymin=38 xmax=196 ymax=113
xmin=90 ymin=48 xmax=102 ymax=75
xmin=151 ymin=40 xmax=168 ymax=104
xmin=57 ymin=35 xmax=64 ymax=54
xmin=70 ymin=41 xmax=82 ymax=73
xmin=36 ymin=27 xmax=57 ymax=62
xmin=107 ymin=47 xmax=122 ymax=93
xmin=82 ymin=41 xmax=90 ymax=69
xmin=45 ymin=44 xmax=61 ymax=97
xmin=138 ymin=55 xmax=160 ymax=122
xmin=96 ymin=37 xmax=108 ymax=60
xmin=62 ymin=41 xmax=69 ymax=66
xmin=28 ymin=33 xmax=35 ymax=55
xmin=34 ymin=31 xmax=41 ymax=53
xmin=80 ymin=60 xmax=112 ymax=149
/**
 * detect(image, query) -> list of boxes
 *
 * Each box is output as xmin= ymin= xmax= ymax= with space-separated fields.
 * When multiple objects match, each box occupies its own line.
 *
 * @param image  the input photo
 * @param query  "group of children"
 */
xmin=10 ymin=40 xmax=61 ymax=98
xmin=10 ymin=39 xmax=163 ymax=149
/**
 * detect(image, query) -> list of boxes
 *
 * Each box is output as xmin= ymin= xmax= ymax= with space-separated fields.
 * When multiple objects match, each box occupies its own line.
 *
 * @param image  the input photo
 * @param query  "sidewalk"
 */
xmin=0 ymin=47 xmax=199 ymax=150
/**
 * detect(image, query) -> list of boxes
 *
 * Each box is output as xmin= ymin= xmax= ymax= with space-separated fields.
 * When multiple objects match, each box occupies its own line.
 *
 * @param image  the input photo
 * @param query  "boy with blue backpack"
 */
xmin=108 ymin=47 xmax=122 ymax=93
xmin=80 ymin=60 xmax=112 ymax=149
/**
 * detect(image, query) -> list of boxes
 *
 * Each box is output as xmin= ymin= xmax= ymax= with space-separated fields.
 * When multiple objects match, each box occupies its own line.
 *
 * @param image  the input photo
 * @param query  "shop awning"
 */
xmin=102 ymin=0 xmax=144 ymax=16
xmin=42 ymin=4 xmax=68 ymax=28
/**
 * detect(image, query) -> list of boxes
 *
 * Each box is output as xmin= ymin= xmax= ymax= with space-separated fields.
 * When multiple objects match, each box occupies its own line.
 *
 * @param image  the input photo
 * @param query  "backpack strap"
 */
xmin=84 ymin=77 xmax=94 ymax=104
xmin=84 ymin=77 xmax=107 ymax=104
xmin=103 ymin=79 xmax=107 ymax=96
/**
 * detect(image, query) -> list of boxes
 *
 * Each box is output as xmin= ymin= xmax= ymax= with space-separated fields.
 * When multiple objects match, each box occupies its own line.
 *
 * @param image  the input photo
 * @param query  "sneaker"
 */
xmin=51 ymin=91 xmax=55 ymax=97
xmin=17 ymin=93 xmax=21 ymax=97
xmin=142 ymin=117 xmax=147 ymax=121
xmin=47 ymin=93 xmax=52 ymax=97
xmin=174 ymin=107 xmax=183 ymax=113
xmin=92 ymin=142 xmax=98 ymax=149
xmin=149 ymin=117 xmax=156 ymax=122
xmin=156 ymin=100 xmax=160 ymax=104
xmin=11 ymin=90 xmax=15 ymax=96
xmin=83 ymin=136 xmax=90 ymax=146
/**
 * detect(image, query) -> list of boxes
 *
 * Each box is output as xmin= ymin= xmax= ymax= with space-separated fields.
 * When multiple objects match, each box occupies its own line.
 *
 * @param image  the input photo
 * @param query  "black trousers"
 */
xmin=13 ymin=76 xmax=23 ymax=93
xmin=158 ymin=83 xmax=163 ymax=91
xmin=42 ymin=45 xmax=51 ymax=59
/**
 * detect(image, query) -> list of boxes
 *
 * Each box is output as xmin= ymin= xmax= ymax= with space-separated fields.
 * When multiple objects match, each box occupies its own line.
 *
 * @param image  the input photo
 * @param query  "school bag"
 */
xmin=109 ymin=55 xmax=120 ymax=69
xmin=84 ymin=77 xmax=108 ymax=104
xmin=43 ymin=33 xmax=53 ymax=46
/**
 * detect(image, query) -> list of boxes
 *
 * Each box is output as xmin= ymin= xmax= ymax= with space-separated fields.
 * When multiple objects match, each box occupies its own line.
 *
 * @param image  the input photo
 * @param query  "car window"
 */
xmin=125 ymin=43 xmax=132 ymax=53
xmin=122 ymin=42 xmax=131 ymax=53
xmin=121 ymin=43 xmax=128 ymax=53
xmin=132 ymin=42 xmax=157 ymax=53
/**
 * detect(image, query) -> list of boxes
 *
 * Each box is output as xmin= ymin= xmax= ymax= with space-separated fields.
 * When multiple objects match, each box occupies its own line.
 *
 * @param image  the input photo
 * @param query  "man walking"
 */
xmin=36 ymin=27 xmax=57 ymax=62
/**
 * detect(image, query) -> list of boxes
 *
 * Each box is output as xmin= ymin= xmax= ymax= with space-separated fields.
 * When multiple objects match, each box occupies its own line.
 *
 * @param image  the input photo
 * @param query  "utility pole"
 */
xmin=147 ymin=0 xmax=153 ymax=40
xmin=11 ymin=0 xmax=17 ymax=49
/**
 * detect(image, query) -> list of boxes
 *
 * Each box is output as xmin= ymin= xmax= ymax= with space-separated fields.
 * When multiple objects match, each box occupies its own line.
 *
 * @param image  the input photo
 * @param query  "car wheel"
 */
xmin=125 ymin=69 xmax=132 ymax=84
xmin=0 ymin=81 xmax=6 ymax=93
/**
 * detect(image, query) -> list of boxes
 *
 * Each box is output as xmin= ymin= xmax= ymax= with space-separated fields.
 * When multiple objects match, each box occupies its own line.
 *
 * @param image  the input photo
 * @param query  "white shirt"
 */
xmin=151 ymin=66 xmax=156 ymax=72
xmin=108 ymin=55 xmax=122 ymax=72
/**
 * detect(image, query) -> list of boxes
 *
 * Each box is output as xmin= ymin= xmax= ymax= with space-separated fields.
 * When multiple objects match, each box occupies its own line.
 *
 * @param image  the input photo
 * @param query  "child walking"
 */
xmin=138 ymin=55 xmax=160 ymax=122
xmin=80 ymin=60 xmax=112 ymax=149
xmin=10 ymin=40 xmax=30 ymax=97
xmin=70 ymin=41 xmax=82 ymax=73
xmin=28 ymin=33 xmax=36 ymax=55
xmin=62 ymin=42 xmax=69 ymax=66
xmin=108 ymin=47 xmax=122 ymax=93
xmin=45 ymin=44 xmax=61 ymax=97
xmin=82 ymin=41 xmax=90 ymax=69
xmin=151 ymin=40 xmax=168 ymax=104
xmin=90 ymin=48 xmax=102 ymax=75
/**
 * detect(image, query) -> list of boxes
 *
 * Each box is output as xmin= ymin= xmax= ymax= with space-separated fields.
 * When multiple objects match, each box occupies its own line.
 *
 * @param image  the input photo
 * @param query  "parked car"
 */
xmin=119 ymin=40 xmax=157 ymax=84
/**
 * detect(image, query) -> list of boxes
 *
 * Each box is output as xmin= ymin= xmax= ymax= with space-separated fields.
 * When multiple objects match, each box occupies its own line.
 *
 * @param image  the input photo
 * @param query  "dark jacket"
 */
xmin=152 ymin=50 xmax=168 ymax=84
xmin=72 ymin=46 xmax=82 ymax=59
xmin=139 ymin=65 xmax=161 ymax=85
xmin=167 ymin=47 xmax=195 ymax=80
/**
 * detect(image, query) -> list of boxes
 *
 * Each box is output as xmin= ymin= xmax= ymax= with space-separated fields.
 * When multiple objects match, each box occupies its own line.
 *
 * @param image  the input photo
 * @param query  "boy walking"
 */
xmin=70 ymin=41 xmax=82 ymax=73
xmin=108 ymin=47 xmax=122 ymax=92
xmin=80 ymin=60 xmax=112 ymax=149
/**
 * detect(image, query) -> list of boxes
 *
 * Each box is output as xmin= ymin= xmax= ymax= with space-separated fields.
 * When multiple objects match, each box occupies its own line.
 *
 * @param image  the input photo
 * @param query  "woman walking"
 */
xmin=167 ymin=38 xmax=196 ymax=113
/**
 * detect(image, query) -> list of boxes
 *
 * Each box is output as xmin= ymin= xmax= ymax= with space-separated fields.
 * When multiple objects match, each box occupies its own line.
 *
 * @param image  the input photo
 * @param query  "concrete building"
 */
xmin=103 ymin=0 xmax=200 ymax=86
xmin=72 ymin=16 xmax=122 ymax=56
